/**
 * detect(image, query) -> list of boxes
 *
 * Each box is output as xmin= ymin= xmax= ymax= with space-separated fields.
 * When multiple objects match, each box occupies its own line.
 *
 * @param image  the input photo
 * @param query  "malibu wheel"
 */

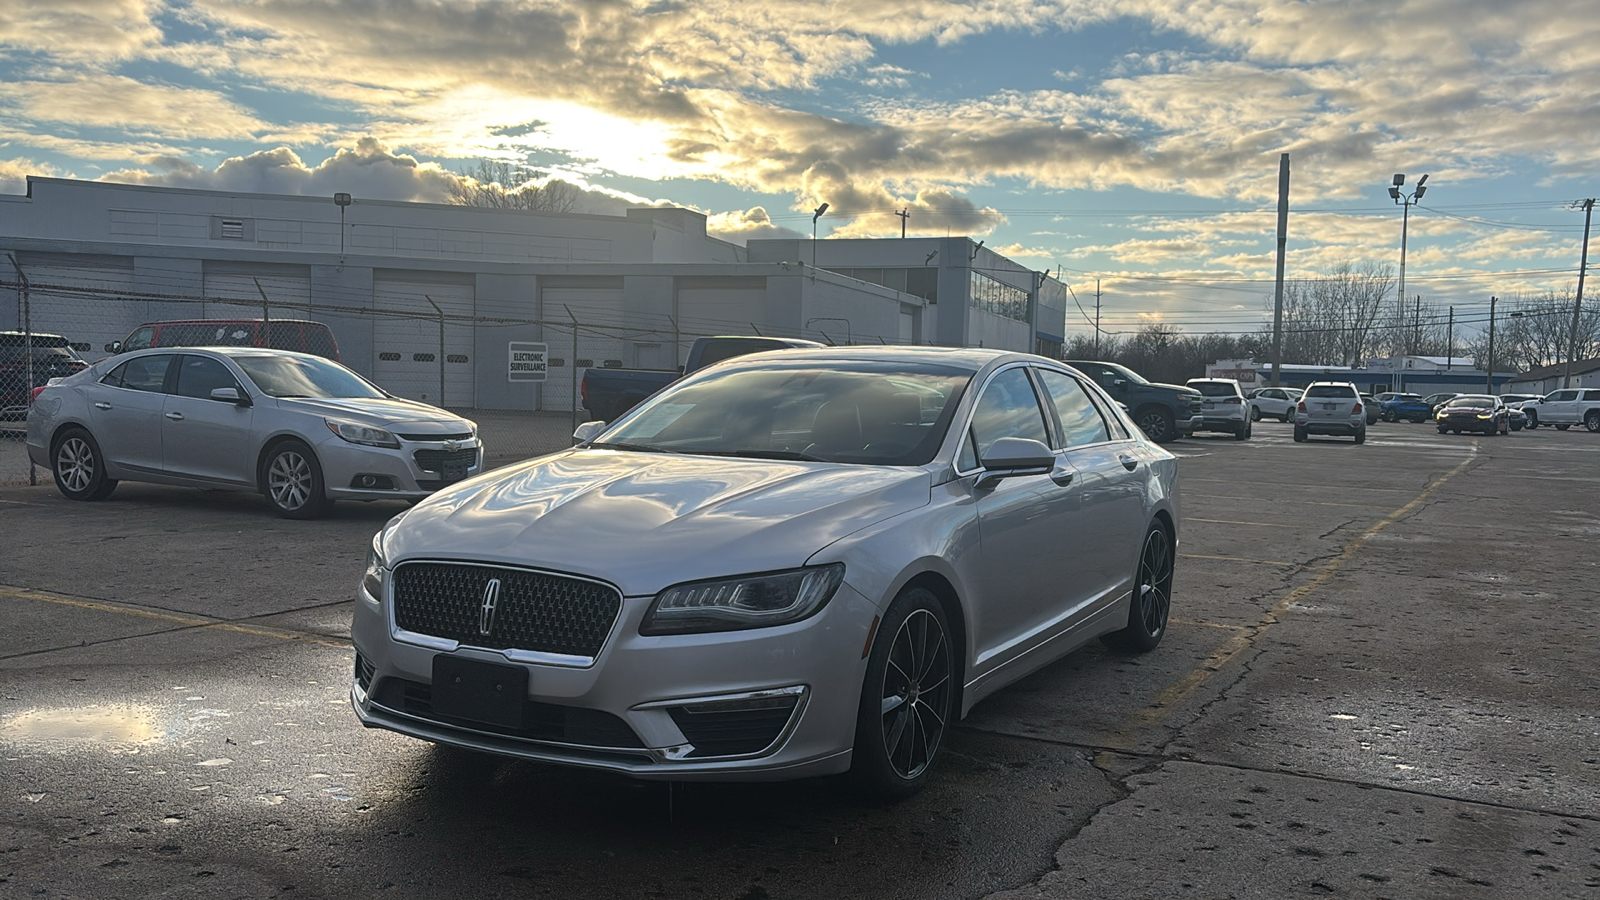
xmin=852 ymin=587 xmax=954 ymax=799
xmin=261 ymin=440 xmax=330 ymax=519
xmin=51 ymin=427 xmax=117 ymax=501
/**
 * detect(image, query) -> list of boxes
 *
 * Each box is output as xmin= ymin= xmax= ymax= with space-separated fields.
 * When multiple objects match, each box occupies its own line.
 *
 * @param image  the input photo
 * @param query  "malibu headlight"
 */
xmin=640 ymin=564 xmax=846 ymax=635
xmin=327 ymin=418 xmax=401 ymax=448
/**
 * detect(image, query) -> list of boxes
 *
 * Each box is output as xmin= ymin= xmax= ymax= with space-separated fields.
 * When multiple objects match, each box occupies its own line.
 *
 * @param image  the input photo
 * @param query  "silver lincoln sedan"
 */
xmin=351 ymin=347 xmax=1178 ymax=796
xmin=26 ymin=347 xmax=481 ymax=518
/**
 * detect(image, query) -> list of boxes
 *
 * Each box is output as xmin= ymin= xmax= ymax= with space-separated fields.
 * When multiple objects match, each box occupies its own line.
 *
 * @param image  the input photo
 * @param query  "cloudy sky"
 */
xmin=2 ymin=0 xmax=1598 ymax=338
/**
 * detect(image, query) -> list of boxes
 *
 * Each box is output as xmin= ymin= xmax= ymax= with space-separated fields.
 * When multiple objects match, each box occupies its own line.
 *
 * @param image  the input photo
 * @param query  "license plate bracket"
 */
xmin=431 ymin=656 xmax=526 ymax=729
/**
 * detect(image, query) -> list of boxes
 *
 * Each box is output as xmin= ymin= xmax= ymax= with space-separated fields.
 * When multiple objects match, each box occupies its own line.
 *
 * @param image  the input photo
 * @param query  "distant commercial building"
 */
xmin=1504 ymin=359 xmax=1600 ymax=395
xmin=1207 ymin=357 xmax=1515 ymax=393
xmin=1 ymin=178 xmax=1064 ymax=411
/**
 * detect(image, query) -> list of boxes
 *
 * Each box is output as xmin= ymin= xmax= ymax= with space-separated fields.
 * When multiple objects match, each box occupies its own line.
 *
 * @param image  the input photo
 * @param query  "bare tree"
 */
xmin=1262 ymin=261 xmax=1394 ymax=366
xmin=446 ymin=159 xmax=579 ymax=213
xmin=1464 ymin=288 xmax=1600 ymax=372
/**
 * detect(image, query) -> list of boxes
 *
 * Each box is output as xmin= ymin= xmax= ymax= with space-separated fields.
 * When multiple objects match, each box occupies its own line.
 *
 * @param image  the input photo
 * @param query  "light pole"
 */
xmin=811 ymin=203 xmax=828 ymax=277
xmin=1389 ymin=173 xmax=1428 ymax=391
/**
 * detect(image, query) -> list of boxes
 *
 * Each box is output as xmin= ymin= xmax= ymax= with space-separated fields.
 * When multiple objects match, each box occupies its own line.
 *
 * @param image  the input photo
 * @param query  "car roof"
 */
xmin=113 ymin=346 xmax=327 ymax=362
xmin=713 ymin=345 xmax=1037 ymax=373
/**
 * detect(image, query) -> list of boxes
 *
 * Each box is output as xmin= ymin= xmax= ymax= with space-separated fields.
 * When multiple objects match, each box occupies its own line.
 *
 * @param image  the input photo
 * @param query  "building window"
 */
xmin=970 ymin=271 xmax=1028 ymax=322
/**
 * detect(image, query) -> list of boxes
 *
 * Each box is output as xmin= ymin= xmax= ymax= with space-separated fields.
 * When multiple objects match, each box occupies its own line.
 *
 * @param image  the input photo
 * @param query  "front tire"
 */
xmin=1250 ymin=406 xmax=1262 ymax=421
xmin=52 ymin=427 xmax=117 ymax=501
xmin=852 ymin=587 xmax=954 ymax=799
xmin=1104 ymin=523 xmax=1174 ymax=653
xmin=1525 ymin=411 xmax=1538 ymax=428
xmin=261 ymin=440 xmax=330 ymax=519
xmin=1556 ymin=424 xmax=1570 ymax=431
xmin=1135 ymin=407 xmax=1176 ymax=444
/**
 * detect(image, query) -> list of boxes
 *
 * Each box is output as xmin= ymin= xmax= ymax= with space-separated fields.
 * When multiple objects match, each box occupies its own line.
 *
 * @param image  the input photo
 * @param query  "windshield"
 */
xmin=234 ymin=354 xmax=386 ymax=399
xmin=596 ymin=361 xmax=971 ymax=466
xmin=1445 ymin=395 xmax=1495 ymax=408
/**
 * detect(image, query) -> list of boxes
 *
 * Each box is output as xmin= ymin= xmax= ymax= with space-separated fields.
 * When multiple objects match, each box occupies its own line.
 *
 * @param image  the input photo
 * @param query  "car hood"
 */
xmin=385 ymin=450 xmax=934 ymax=596
xmin=1153 ymin=381 xmax=1202 ymax=396
xmin=276 ymin=396 xmax=472 ymax=430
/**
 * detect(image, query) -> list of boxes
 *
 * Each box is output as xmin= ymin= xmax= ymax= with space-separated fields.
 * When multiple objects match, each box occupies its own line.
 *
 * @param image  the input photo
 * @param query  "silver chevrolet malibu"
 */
xmin=26 ymin=347 xmax=481 ymax=518
xmin=351 ymin=347 xmax=1179 ymax=796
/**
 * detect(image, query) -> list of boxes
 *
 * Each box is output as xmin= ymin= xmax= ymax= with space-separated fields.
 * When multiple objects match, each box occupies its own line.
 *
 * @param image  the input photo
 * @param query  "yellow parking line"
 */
xmin=1179 ymin=553 xmax=1323 ymax=569
xmin=1185 ymin=517 xmax=1301 ymax=529
xmin=1119 ymin=449 xmax=1479 ymax=740
xmin=0 ymin=585 xmax=349 ymax=649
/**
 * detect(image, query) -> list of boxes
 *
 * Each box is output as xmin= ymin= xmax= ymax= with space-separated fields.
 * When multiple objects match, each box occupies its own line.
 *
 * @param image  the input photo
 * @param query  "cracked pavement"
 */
xmin=2 ymin=420 xmax=1597 ymax=899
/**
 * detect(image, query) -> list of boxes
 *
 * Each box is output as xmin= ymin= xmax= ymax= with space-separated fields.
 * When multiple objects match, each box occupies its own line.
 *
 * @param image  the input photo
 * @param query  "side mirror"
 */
xmin=105 ymin=341 xmax=123 ymax=353
xmin=975 ymin=437 xmax=1055 ymax=490
xmin=210 ymin=387 xmax=251 ymax=406
xmin=1112 ymin=378 xmax=1128 ymax=391
xmin=572 ymin=420 xmax=607 ymax=445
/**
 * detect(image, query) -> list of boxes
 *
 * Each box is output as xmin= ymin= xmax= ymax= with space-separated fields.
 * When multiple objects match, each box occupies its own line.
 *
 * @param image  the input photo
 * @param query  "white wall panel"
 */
xmin=372 ymin=276 xmax=476 ymax=408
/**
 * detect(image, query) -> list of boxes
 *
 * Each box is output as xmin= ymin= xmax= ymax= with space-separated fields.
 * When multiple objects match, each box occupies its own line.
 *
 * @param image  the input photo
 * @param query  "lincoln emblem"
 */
xmin=478 ymin=578 xmax=502 ymax=636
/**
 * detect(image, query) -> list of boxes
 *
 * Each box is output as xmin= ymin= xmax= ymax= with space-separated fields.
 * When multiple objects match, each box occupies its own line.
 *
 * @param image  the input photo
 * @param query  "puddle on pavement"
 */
xmin=2 ymin=705 xmax=166 ymax=748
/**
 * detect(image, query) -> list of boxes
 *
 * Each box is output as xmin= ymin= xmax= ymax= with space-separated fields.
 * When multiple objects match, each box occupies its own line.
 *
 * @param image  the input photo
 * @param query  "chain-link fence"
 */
xmin=2 ymin=269 xmax=880 ymax=487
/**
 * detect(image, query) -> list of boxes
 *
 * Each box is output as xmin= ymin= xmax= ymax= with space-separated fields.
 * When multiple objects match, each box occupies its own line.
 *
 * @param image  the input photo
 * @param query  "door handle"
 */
xmin=164 ymin=412 xmax=184 ymax=421
xmin=93 ymin=402 xmax=112 ymax=410
xmin=1119 ymin=455 xmax=1139 ymax=471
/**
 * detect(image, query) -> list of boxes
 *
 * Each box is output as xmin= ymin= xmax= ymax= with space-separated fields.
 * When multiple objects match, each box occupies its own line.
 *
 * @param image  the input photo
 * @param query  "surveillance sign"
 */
xmin=508 ymin=342 xmax=548 ymax=383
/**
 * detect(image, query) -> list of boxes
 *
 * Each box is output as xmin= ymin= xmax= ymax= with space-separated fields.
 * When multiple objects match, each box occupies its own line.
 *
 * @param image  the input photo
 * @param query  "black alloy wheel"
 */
xmin=852 ymin=588 xmax=954 ymax=799
xmin=51 ymin=427 xmax=117 ymax=501
xmin=1135 ymin=407 xmax=1176 ymax=443
xmin=1104 ymin=523 xmax=1174 ymax=652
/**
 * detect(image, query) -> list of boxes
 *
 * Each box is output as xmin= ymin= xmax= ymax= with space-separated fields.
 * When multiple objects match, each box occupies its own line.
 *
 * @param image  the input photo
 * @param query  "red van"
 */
xmin=106 ymin=319 xmax=340 ymax=361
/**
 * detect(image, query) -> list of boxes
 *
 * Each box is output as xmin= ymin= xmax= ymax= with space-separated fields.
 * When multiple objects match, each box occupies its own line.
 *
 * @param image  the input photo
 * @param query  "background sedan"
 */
xmin=1435 ymin=394 xmax=1510 ymax=435
xmin=26 ymin=347 xmax=481 ymax=518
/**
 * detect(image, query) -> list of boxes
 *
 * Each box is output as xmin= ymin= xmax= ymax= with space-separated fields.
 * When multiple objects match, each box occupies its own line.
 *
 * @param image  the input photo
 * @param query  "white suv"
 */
xmin=1248 ymin=386 xmax=1301 ymax=422
xmin=1187 ymin=378 xmax=1251 ymax=440
xmin=1536 ymin=388 xmax=1600 ymax=432
xmin=1294 ymin=381 xmax=1367 ymax=444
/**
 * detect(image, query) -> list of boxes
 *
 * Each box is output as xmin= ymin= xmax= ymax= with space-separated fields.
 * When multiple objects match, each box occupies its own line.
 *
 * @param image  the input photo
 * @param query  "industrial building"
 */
xmin=1 ymin=178 xmax=1066 ymax=412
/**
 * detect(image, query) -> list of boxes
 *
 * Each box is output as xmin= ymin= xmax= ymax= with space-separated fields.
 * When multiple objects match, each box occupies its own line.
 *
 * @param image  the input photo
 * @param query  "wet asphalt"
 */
xmin=1 ymin=418 xmax=1597 ymax=899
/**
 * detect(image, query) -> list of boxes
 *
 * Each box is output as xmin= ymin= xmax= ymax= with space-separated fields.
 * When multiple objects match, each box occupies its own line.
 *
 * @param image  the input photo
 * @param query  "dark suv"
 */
xmin=1 ymin=331 xmax=88 ymax=418
xmin=1063 ymin=360 xmax=1204 ymax=443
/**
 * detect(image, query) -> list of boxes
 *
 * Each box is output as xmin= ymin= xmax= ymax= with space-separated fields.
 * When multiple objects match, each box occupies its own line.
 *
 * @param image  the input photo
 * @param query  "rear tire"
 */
xmin=261 ymin=440 xmax=330 ymax=519
xmin=1234 ymin=420 xmax=1249 ymax=441
xmin=1586 ymin=410 xmax=1600 ymax=433
xmin=852 ymin=588 xmax=954 ymax=799
xmin=51 ymin=427 xmax=117 ymax=501
xmin=1354 ymin=427 xmax=1366 ymax=444
xmin=1556 ymin=424 xmax=1570 ymax=431
xmin=1103 ymin=523 xmax=1174 ymax=653
xmin=1293 ymin=425 xmax=1307 ymax=442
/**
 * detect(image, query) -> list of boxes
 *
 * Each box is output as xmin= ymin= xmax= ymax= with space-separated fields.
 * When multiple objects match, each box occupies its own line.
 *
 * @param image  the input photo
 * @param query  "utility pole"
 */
xmin=1486 ymin=295 xmax=1497 ymax=393
xmin=1094 ymin=279 xmax=1102 ymax=359
xmin=1413 ymin=295 xmax=1422 ymax=356
xmin=1565 ymin=198 xmax=1594 ymax=388
xmin=1271 ymin=152 xmax=1289 ymax=387
xmin=1447 ymin=306 xmax=1454 ymax=369
xmin=896 ymin=209 xmax=909 ymax=239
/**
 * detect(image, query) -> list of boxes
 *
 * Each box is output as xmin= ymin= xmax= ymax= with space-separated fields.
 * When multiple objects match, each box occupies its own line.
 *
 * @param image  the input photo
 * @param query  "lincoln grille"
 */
xmin=414 ymin=448 xmax=479 ymax=474
xmin=393 ymin=563 xmax=620 ymax=658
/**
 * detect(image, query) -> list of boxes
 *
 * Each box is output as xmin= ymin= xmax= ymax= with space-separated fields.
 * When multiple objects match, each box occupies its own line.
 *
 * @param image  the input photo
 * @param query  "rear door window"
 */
xmin=1037 ymin=369 xmax=1110 ymax=448
xmin=105 ymin=355 xmax=174 ymax=392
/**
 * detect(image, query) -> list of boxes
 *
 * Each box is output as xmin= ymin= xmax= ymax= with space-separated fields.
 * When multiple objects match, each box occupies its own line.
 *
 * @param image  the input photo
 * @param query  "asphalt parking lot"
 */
xmin=3 ymin=419 xmax=1598 ymax=899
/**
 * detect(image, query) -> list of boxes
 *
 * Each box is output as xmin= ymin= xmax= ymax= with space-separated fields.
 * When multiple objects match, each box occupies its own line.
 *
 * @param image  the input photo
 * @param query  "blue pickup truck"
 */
xmin=581 ymin=335 xmax=823 ymax=421
xmin=1061 ymin=360 xmax=1205 ymax=443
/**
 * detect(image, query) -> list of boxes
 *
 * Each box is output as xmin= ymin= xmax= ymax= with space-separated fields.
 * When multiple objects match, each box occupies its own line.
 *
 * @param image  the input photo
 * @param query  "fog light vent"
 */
xmin=667 ymin=692 xmax=802 ymax=758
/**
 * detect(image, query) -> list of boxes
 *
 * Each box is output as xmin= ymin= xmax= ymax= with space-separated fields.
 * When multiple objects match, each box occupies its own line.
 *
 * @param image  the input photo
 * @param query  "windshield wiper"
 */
xmin=698 ymin=449 xmax=827 ymax=462
xmin=588 ymin=441 xmax=674 ymax=453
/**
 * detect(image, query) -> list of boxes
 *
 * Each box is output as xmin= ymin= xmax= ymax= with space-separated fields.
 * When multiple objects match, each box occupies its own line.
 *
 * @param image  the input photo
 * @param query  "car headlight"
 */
xmin=1476 ymin=413 xmax=1492 ymax=419
xmin=361 ymin=532 xmax=388 ymax=603
xmin=327 ymin=418 xmax=401 ymax=448
xmin=639 ymin=564 xmax=846 ymax=635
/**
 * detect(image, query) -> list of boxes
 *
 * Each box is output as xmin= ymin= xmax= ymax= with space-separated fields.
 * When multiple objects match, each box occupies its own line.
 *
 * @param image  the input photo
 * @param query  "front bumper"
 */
xmin=319 ymin=437 xmax=483 ymax=501
xmin=350 ymin=569 xmax=877 ymax=781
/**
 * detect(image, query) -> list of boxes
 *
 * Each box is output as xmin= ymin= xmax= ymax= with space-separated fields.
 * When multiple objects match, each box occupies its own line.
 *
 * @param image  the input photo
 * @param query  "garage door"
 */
xmin=542 ymin=284 xmax=626 ymax=412
xmin=202 ymin=263 xmax=310 ymax=321
xmin=677 ymin=283 xmax=766 ymax=364
xmin=372 ymin=274 xmax=476 ymax=408
xmin=12 ymin=253 xmax=136 ymax=361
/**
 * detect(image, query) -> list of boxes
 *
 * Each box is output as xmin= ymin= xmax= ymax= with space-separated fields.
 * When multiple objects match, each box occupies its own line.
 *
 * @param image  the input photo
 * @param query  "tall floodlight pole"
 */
xmin=1271 ymin=153 xmax=1289 ymax=386
xmin=1389 ymin=173 xmax=1429 ymax=392
xmin=1566 ymin=198 xmax=1594 ymax=388
xmin=811 ymin=202 xmax=828 ymax=279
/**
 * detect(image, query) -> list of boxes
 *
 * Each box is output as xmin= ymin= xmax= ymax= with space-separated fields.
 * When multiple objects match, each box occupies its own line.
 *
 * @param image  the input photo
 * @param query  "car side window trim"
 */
xmin=951 ymin=361 xmax=1054 ymax=477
